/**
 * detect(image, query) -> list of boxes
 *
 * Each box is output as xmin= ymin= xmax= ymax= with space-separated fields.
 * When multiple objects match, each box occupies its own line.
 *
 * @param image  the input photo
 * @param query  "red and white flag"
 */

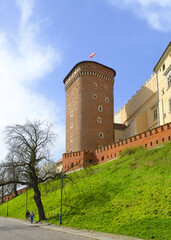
xmin=89 ymin=52 xmax=96 ymax=59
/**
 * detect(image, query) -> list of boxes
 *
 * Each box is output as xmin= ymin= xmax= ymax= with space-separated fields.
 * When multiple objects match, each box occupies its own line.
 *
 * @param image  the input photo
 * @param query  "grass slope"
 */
xmin=0 ymin=142 xmax=171 ymax=240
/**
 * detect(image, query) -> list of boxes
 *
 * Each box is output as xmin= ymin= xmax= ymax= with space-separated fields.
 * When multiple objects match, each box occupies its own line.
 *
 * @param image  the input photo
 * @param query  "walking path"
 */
xmin=0 ymin=216 xmax=144 ymax=240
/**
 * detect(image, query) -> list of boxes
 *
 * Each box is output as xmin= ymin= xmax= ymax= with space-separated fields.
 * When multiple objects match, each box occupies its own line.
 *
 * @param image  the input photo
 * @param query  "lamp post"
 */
xmin=59 ymin=171 xmax=65 ymax=225
xmin=26 ymin=187 xmax=28 ymax=211
xmin=7 ymin=197 xmax=9 ymax=216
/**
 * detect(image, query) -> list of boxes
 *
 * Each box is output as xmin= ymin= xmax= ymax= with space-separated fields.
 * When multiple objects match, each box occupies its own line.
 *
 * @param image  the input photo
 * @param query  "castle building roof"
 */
xmin=153 ymin=41 xmax=171 ymax=73
xmin=113 ymin=123 xmax=127 ymax=130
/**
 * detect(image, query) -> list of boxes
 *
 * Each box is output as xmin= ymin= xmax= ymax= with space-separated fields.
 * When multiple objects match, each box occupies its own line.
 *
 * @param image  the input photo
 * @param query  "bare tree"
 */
xmin=0 ymin=162 xmax=15 ymax=202
xmin=3 ymin=153 xmax=21 ymax=197
xmin=0 ymin=120 xmax=59 ymax=220
xmin=0 ymin=165 xmax=7 ymax=203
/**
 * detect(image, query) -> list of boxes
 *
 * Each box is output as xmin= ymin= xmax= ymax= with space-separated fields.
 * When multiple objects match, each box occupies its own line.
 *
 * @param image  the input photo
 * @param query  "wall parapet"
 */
xmin=62 ymin=122 xmax=171 ymax=172
xmin=2 ymin=187 xmax=27 ymax=202
xmin=114 ymin=72 xmax=157 ymax=115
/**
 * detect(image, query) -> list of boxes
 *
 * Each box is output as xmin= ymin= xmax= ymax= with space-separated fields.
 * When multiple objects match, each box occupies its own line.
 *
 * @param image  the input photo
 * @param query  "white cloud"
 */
xmin=17 ymin=0 xmax=34 ymax=26
xmin=108 ymin=0 xmax=171 ymax=31
xmin=0 ymin=0 xmax=65 ymax=161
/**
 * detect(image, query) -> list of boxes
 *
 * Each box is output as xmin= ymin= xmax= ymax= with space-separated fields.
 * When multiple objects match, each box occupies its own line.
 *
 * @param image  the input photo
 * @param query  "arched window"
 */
xmin=99 ymin=132 xmax=104 ymax=138
xmin=98 ymin=106 xmax=103 ymax=112
xmin=97 ymin=117 xmax=102 ymax=123
xmin=167 ymin=71 xmax=171 ymax=89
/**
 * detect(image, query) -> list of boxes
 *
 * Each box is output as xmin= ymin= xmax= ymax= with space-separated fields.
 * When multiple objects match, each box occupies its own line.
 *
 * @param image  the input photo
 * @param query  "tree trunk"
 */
xmin=13 ymin=183 xmax=18 ymax=197
xmin=33 ymin=184 xmax=46 ymax=221
xmin=1 ymin=186 xmax=4 ymax=203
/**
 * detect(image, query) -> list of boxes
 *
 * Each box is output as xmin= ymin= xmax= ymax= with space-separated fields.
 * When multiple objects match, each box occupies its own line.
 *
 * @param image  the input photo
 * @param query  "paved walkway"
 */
xmin=0 ymin=217 xmax=144 ymax=240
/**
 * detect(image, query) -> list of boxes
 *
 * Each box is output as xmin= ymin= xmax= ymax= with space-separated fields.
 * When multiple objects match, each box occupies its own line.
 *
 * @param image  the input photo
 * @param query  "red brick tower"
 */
xmin=63 ymin=61 xmax=116 ymax=153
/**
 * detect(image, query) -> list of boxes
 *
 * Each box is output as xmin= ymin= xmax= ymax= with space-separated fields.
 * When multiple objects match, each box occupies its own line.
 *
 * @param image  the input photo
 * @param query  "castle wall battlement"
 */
xmin=62 ymin=122 xmax=171 ymax=172
xmin=115 ymin=72 xmax=156 ymax=115
xmin=2 ymin=187 xmax=27 ymax=202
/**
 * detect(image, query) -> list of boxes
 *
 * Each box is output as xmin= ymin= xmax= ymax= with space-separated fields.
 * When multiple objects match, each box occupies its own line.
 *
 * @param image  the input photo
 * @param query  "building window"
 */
xmin=94 ymin=82 xmax=97 ymax=87
xmin=161 ymin=88 xmax=165 ymax=95
xmin=74 ymin=98 xmax=77 ymax=102
xmin=104 ymin=86 xmax=107 ymax=90
xmin=167 ymin=74 xmax=171 ymax=89
xmin=169 ymin=98 xmax=171 ymax=113
xmin=70 ymin=136 xmax=73 ymax=143
xmin=99 ymin=132 xmax=104 ymax=138
xmin=70 ymin=122 xmax=73 ymax=128
xmin=153 ymin=108 xmax=158 ymax=121
xmin=67 ymin=105 xmax=70 ymax=109
xmin=105 ymin=98 xmax=109 ymax=102
xmin=70 ymin=111 xmax=73 ymax=118
xmin=162 ymin=63 xmax=165 ymax=71
xmin=93 ymin=94 xmax=97 ymax=99
xmin=97 ymin=117 xmax=102 ymax=123
xmin=98 ymin=106 xmax=103 ymax=112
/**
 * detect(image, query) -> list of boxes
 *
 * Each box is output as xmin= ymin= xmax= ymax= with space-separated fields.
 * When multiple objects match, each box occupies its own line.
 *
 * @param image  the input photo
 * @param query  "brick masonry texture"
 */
xmin=2 ymin=187 xmax=27 ymax=202
xmin=63 ymin=122 xmax=171 ymax=172
xmin=64 ymin=61 xmax=116 ymax=153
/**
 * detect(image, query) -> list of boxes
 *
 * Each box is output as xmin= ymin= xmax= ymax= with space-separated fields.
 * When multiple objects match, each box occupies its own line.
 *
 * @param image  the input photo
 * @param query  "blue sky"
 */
xmin=0 ymin=0 xmax=170 ymax=161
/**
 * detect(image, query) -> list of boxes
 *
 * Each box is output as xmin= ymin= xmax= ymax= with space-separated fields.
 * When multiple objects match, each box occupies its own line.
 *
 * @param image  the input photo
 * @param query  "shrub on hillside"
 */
xmin=120 ymin=146 xmax=145 ymax=157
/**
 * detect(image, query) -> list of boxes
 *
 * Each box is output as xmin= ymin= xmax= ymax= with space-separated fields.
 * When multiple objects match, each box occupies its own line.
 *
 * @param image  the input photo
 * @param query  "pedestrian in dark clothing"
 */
xmin=25 ymin=210 xmax=30 ymax=223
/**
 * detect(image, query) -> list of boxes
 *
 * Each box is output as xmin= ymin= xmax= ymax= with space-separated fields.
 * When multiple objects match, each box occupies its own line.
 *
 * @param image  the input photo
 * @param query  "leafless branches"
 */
xmin=0 ymin=120 xmax=59 ymax=220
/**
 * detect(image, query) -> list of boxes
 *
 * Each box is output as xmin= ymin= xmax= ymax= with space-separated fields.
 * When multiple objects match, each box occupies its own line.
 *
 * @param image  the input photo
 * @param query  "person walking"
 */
xmin=25 ymin=210 xmax=30 ymax=223
xmin=30 ymin=211 xmax=34 ymax=224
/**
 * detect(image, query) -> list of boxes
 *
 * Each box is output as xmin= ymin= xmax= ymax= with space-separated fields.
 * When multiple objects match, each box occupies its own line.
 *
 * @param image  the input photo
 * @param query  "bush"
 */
xmin=120 ymin=146 xmax=145 ymax=157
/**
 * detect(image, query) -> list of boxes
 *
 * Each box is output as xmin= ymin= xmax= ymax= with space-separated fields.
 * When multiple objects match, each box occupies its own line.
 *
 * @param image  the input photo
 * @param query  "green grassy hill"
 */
xmin=0 ymin=142 xmax=171 ymax=240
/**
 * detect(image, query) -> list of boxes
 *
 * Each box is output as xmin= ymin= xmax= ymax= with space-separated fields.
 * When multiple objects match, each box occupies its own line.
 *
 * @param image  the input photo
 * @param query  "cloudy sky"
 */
xmin=0 ymin=0 xmax=170 ymax=161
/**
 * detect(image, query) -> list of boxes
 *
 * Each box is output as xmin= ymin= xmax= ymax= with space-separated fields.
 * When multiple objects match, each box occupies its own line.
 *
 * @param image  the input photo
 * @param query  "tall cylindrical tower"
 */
xmin=63 ymin=61 xmax=116 ymax=153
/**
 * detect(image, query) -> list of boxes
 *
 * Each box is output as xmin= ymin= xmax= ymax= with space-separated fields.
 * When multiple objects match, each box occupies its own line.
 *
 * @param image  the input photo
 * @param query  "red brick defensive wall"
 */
xmin=2 ymin=187 xmax=27 ymax=202
xmin=2 ymin=123 xmax=170 ymax=201
xmin=63 ymin=122 xmax=171 ymax=172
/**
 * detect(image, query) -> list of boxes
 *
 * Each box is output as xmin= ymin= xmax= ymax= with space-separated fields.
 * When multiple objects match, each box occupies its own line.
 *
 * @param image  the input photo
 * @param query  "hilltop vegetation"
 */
xmin=0 ymin=142 xmax=171 ymax=240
